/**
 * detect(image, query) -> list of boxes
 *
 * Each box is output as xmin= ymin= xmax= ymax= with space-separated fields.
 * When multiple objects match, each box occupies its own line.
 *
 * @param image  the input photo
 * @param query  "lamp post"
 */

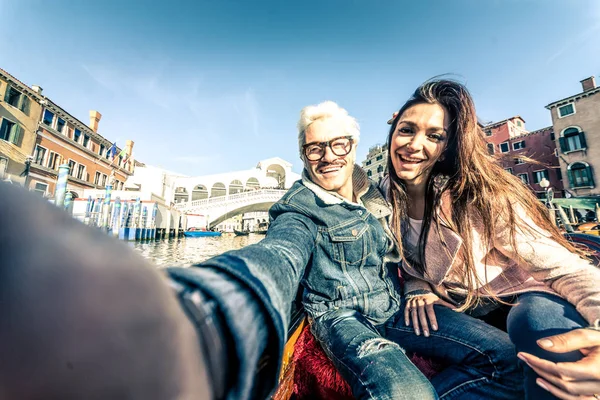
xmin=539 ymin=178 xmax=553 ymax=206
xmin=541 ymin=177 xmax=573 ymax=232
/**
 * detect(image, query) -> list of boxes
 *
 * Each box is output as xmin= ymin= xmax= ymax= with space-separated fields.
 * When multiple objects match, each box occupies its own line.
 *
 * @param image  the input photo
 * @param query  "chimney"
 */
xmin=89 ymin=110 xmax=102 ymax=132
xmin=31 ymin=85 xmax=43 ymax=95
xmin=580 ymin=76 xmax=597 ymax=92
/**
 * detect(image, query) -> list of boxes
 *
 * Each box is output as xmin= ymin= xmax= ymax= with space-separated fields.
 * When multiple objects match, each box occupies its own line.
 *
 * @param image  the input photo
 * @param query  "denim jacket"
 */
xmin=168 ymin=166 xmax=402 ymax=399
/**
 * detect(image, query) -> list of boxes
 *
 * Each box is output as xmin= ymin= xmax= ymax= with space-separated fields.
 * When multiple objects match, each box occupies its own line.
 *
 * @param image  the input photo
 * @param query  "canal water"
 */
xmin=131 ymin=233 xmax=265 ymax=267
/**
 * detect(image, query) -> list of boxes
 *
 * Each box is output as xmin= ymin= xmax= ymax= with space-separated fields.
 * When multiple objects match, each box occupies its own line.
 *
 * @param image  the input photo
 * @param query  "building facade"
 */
xmin=546 ymin=76 xmax=600 ymax=196
xmin=483 ymin=116 xmax=564 ymax=198
xmin=0 ymin=70 xmax=43 ymax=185
xmin=362 ymin=143 xmax=388 ymax=182
xmin=0 ymin=67 xmax=134 ymax=198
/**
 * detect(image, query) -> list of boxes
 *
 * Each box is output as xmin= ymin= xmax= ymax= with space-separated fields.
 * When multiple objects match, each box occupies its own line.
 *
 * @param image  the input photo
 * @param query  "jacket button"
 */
xmin=358 ymin=210 xmax=363 ymax=216
xmin=351 ymin=229 xmax=358 ymax=236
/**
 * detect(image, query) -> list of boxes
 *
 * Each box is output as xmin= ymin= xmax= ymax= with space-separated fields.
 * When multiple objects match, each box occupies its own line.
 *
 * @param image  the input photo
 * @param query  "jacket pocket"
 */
xmin=329 ymin=219 xmax=371 ymax=265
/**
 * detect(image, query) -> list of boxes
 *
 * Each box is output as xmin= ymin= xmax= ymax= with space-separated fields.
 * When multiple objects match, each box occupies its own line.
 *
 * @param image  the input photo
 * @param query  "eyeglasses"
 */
xmin=302 ymin=136 xmax=354 ymax=162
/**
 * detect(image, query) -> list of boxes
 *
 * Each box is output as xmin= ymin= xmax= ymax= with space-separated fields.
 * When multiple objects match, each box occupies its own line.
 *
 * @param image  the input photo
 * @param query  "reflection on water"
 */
xmin=131 ymin=233 xmax=265 ymax=267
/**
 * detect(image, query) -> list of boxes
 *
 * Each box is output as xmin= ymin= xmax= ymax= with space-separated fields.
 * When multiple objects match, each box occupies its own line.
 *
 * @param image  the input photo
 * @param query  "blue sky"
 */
xmin=1 ymin=0 xmax=598 ymax=175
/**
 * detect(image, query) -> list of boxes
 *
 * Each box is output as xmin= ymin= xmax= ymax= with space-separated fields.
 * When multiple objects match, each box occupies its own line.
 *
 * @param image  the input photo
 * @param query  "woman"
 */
xmin=386 ymin=79 xmax=600 ymax=400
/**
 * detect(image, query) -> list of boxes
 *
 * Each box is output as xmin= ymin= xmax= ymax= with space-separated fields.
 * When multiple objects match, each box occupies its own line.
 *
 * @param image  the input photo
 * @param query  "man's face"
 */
xmin=302 ymin=118 xmax=356 ymax=200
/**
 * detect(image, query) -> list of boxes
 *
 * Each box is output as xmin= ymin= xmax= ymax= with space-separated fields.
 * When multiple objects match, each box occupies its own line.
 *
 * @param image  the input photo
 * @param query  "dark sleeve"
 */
xmin=167 ymin=207 xmax=318 ymax=399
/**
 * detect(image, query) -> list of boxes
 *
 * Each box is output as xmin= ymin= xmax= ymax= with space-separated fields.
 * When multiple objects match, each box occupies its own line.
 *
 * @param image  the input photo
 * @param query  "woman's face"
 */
xmin=390 ymin=102 xmax=450 ymax=189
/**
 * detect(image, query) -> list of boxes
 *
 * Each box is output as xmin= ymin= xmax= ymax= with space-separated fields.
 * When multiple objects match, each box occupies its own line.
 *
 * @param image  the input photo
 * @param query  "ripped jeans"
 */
xmin=311 ymin=306 xmax=523 ymax=400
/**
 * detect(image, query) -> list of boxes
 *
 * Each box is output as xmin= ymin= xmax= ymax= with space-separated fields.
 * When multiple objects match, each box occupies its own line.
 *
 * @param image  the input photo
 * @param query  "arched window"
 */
xmin=568 ymin=162 xmax=595 ymax=189
xmin=191 ymin=184 xmax=208 ymax=201
xmin=559 ymin=127 xmax=586 ymax=153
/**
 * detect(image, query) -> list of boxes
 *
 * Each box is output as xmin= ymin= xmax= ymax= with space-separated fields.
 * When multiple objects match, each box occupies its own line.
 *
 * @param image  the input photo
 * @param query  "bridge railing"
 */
xmin=175 ymin=189 xmax=288 ymax=211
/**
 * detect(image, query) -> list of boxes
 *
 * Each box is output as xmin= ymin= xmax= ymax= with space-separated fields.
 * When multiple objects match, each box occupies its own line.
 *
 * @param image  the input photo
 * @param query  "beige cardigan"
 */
xmin=402 ymin=202 xmax=600 ymax=328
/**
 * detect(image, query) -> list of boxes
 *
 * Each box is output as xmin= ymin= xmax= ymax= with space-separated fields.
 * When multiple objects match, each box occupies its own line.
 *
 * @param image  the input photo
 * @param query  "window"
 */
xmin=533 ymin=170 xmax=549 ymax=184
xmin=0 ymin=118 xmax=22 ymax=145
xmin=5 ymin=86 xmax=21 ymax=107
xmin=500 ymin=142 xmax=509 ymax=153
xmin=0 ymin=156 xmax=7 ymax=179
xmin=365 ymin=160 xmax=371 ymax=166
xmin=56 ymin=118 xmax=66 ymax=133
xmin=517 ymin=120 xmax=522 ymax=127
xmin=43 ymin=110 xmax=55 ymax=126
xmin=559 ymin=127 xmax=586 ymax=153
xmin=377 ymin=165 xmax=383 ymax=173
xmin=487 ymin=143 xmax=494 ymax=155
xmin=4 ymin=86 xmax=31 ymax=115
xmin=550 ymin=131 xmax=555 ymax=141
xmin=94 ymin=171 xmax=101 ymax=185
xmin=47 ymin=152 xmax=61 ymax=170
xmin=376 ymin=155 xmax=383 ymax=161
xmin=33 ymin=182 xmax=48 ymax=196
xmin=74 ymin=129 xmax=81 ymax=143
xmin=485 ymin=130 xmax=492 ymax=137
xmin=568 ymin=162 xmax=594 ymax=188
xmin=68 ymin=160 xmax=76 ymax=175
xmin=558 ymin=103 xmax=575 ymax=118
xmin=518 ymin=173 xmax=529 ymax=184
xmin=83 ymin=135 xmax=90 ymax=148
xmin=99 ymin=144 xmax=105 ymax=156
xmin=101 ymin=173 xmax=107 ymax=186
xmin=512 ymin=140 xmax=525 ymax=150
xmin=76 ymin=164 xmax=86 ymax=180
xmin=515 ymin=158 xmax=525 ymax=165
xmin=556 ymin=168 xmax=562 ymax=180
xmin=505 ymin=167 xmax=513 ymax=174
xmin=34 ymin=145 xmax=46 ymax=165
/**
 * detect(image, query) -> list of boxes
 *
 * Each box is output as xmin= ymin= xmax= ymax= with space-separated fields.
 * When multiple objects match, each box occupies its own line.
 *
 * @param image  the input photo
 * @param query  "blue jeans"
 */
xmin=505 ymin=292 xmax=586 ymax=400
xmin=312 ymin=306 xmax=523 ymax=400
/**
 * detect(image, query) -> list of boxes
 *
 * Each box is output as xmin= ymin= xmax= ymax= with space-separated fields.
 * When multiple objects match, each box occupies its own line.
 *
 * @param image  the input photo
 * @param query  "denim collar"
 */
xmin=301 ymin=164 xmax=370 ymax=207
xmin=301 ymin=166 xmax=391 ymax=219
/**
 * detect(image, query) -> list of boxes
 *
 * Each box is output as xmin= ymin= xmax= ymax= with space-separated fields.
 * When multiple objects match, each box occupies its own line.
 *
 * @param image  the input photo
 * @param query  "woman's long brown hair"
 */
xmin=386 ymin=79 xmax=587 ymax=311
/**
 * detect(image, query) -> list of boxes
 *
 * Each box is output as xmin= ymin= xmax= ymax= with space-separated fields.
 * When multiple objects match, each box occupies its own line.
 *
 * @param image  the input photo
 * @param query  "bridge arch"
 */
xmin=265 ymin=164 xmax=286 ymax=189
xmin=211 ymin=182 xmax=226 ymax=198
xmin=174 ymin=187 xmax=189 ymax=203
xmin=245 ymin=177 xmax=260 ymax=191
xmin=229 ymin=179 xmax=243 ymax=195
xmin=192 ymin=184 xmax=208 ymax=201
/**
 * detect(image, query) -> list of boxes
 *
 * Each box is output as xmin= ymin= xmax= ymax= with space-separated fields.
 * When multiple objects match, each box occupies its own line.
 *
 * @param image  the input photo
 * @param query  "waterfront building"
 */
xmin=546 ymin=76 xmax=600 ymax=196
xmin=362 ymin=143 xmax=388 ymax=183
xmin=0 ymin=67 xmax=134 ymax=198
xmin=483 ymin=117 xmax=563 ymax=199
xmin=0 ymin=69 xmax=43 ymax=186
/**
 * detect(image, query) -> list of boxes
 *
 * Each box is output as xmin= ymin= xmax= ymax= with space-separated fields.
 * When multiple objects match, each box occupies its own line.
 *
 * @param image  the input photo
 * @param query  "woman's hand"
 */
xmin=403 ymin=293 xmax=455 ymax=337
xmin=518 ymin=328 xmax=600 ymax=399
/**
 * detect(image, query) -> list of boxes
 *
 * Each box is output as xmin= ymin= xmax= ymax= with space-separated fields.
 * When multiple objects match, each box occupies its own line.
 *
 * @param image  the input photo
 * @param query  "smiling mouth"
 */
xmin=317 ymin=165 xmax=343 ymax=174
xmin=398 ymin=154 xmax=425 ymax=164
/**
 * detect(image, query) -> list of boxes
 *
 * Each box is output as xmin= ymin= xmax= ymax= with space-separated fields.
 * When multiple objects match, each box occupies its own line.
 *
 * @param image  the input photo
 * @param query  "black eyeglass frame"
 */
xmin=302 ymin=135 xmax=354 ymax=161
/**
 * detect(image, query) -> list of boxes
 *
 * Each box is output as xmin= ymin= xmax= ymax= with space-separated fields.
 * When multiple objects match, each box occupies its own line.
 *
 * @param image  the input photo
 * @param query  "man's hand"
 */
xmin=403 ymin=293 xmax=455 ymax=337
xmin=518 ymin=328 xmax=600 ymax=399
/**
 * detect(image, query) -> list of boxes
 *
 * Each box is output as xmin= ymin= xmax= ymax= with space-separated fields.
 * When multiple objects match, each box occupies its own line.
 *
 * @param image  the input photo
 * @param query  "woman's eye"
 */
xmin=429 ymin=133 xmax=444 ymax=141
xmin=398 ymin=127 xmax=413 ymax=134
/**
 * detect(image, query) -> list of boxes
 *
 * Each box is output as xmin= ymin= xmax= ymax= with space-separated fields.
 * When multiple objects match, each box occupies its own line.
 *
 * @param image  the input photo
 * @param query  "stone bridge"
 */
xmin=175 ymin=189 xmax=288 ymax=227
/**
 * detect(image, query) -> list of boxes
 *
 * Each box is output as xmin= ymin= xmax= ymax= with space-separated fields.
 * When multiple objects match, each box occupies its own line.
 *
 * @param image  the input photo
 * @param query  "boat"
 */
xmin=183 ymin=230 xmax=222 ymax=237
xmin=254 ymin=221 xmax=269 ymax=235
xmin=234 ymin=229 xmax=250 ymax=236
